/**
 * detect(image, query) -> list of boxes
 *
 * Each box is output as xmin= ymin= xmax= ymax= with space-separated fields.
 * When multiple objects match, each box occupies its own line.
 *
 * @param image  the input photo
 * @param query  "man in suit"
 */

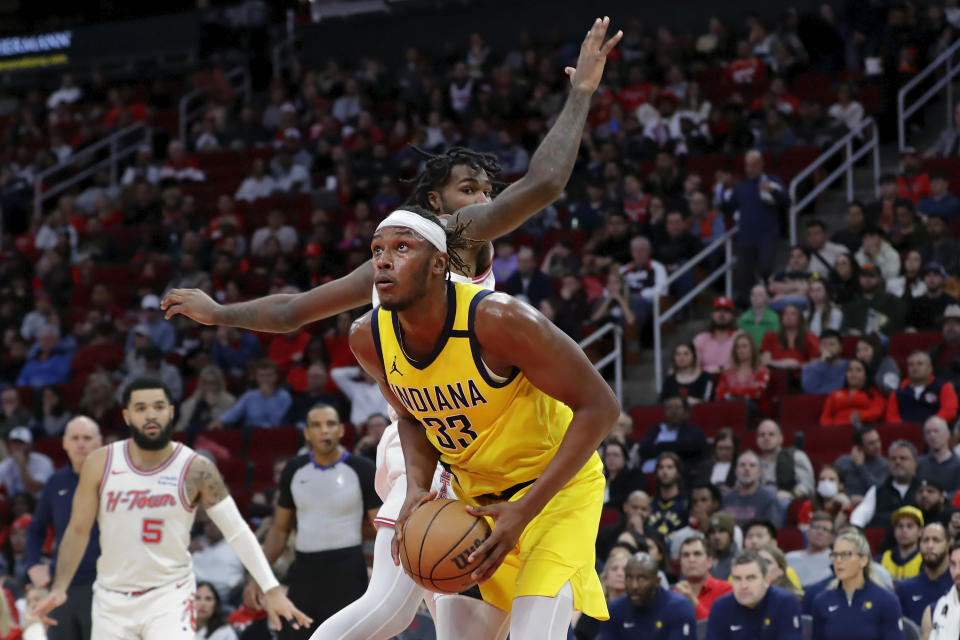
xmin=503 ymin=245 xmax=553 ymax=309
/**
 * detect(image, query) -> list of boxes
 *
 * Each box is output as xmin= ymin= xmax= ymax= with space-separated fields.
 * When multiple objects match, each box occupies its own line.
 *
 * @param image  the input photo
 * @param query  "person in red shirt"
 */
xmin=897 ymin=147 xmax=932 ymax=204
xmin=761 ymin=303 xmax=820 ymax=371
xmin=820 ymin=358 xmax=888 ymax=425
xmin=674 ymin=535 xmax=732 ymax=620
xmin=617 ymin=66 xmax=653 ymax=111
xmin=716 ymin=333 xmax=772 ymax=415
xmin=724 ymin=40 xmax=767 ymax=85
xmin=267 ymin=329 xmax=311 ymax=374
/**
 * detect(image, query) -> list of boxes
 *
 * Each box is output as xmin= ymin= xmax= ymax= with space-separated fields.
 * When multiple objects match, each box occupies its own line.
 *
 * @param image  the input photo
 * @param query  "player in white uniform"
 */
xmin=33 ymin=378 xmax=311 ymax=639
xmin=161 ymin=17 xmax=620 ymax=639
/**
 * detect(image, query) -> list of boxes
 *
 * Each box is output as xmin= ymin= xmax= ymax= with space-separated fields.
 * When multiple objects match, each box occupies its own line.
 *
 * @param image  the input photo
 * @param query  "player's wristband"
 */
xmin=206 ymin=496 xmax=280 ymax=593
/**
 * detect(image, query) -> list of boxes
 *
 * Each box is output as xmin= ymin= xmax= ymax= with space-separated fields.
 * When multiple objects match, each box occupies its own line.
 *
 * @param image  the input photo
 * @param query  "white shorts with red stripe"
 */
xmin=373 ymin=420 xmax=452 ymax=529
xmin=92 ymin=575 xmax=196 ymax=640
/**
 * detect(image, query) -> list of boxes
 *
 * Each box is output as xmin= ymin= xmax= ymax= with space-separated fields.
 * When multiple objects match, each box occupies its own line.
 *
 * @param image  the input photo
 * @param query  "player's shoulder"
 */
xmin=472 ymin=288 xmax=545 ymax=330
xmin=347 ymin=309 xmax=376 ymax=353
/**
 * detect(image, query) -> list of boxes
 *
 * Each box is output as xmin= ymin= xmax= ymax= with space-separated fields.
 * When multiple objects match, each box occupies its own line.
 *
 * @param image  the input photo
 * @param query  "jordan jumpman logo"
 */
xmin=390 ymin=355 xmax=403 ymax=376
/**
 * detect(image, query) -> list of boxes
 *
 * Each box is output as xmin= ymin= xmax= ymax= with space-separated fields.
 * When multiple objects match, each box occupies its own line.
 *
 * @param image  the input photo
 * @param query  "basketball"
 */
xmin=399 ymin=498 xmax=492 ymax=594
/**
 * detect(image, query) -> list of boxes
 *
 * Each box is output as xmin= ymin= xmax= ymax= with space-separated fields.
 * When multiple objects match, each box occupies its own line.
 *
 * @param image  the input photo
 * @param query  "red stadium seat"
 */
xmin=34 ymin=437 xmax=68 ymax=468
xmin=195 ymin=429 xmax=247 ymax=457
xmin=803 ymin=424 xmax=855 ymax=468
xmin=889 ymin=331 xmax=941 ymax=372
xmin=865 ymin=528 xmax=885 ymax=554
xmin=628 ymin=406 xmax=665 ymax=440
xmin=841 ymin=335 xmax=859 ymax=359
xmin=876 ymin=422 xmax=923 ymax=451
xmin=690 ymin=401 xmax=747 ymax=438
xmin=600 ymin=508 xmax=620 ymax=529
xmin=778 ymin=528 xmax=805 ymax=552
xmin=216 ymin=458 xmax=249 ymax=487
xmin=247 ymin=426 xmax=300 ymax=463
xmin=785 ymin=499 xmax=807 ymax=527
xmin=780 ymin=395 xmax=828 ymax=431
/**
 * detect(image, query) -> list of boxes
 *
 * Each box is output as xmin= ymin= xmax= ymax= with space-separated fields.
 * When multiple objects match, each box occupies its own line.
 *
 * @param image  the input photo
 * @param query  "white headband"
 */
xmin=375 ymin=209 xmax=447 ymax=253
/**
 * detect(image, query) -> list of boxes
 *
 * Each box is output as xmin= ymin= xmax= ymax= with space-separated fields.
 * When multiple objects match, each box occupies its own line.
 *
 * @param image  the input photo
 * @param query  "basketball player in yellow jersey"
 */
xmin=349 ymin=207 xmax=619 ymax=639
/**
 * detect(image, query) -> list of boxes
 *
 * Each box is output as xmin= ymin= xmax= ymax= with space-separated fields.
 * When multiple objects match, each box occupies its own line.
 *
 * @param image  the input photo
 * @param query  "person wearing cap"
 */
xmin=897 ymin=146 xmax=932 ymax=205
xmin=705 ymin=550 xmax=803 ymax=640
xmin=125 ymin=293 xmax=175 ymax=353
xmin=918 ymin=169 xmax=960 ymax=220
xmin=897 ymin=522 xmax=951 ymax=625
xmin=918 ymin=417 xmax=960 ymax=491
xmin=905 ymin=262 xmax=958 ymax=332
xmin=693 ymin=297 xmax=741 ymax=373
xmin=880 ymin=506 xmax=924 ymax=582
xmin=0 ymin=427 xmax=54 ymax=499
xmin=841 ymin=261 xmax=905 ymax=336
xmin=235 ymin=157 xmax=277 ymax=202
xmin=251 ymin=209 xmax=297 ymax=256
xmin=886 ymin=351 xmax=959 ymax=424
xmin=916 ymin=475 xmax=952 ymax=528
xmin=26 ymin=416 xmax=102 ymax=637
xmin=705 ymin=510 xmax=740 ymax=580
xmin=930 ymin=303 xmax=960 ymax=389
xmin=718 ymin=150 xmax=790 ymax=305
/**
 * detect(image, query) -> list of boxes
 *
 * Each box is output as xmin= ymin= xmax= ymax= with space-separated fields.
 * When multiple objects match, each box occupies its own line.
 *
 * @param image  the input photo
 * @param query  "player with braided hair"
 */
xmin=162 ymin=17 xmax=621 ymax=640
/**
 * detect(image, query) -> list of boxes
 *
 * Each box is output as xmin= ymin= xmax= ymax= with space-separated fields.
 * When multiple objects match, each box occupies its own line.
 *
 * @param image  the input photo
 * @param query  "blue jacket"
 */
xmin=720 ymin=175 xmax=790 ymax=242
xmin=26 ymin=465 xmax=100 ymax=586
xmin=597 ymin=588 xmax=697 ymax=640
xmin=705 ymin=586 xmax=802 ymax=640
xmin=897 ymin=568 xmax=952 ymax=625
xmin=811 ymin=580 xmax=903 ymax=640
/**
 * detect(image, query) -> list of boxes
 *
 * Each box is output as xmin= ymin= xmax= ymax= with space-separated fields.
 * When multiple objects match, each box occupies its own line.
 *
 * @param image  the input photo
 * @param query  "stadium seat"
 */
xmin=889 ymin=331 xmax=940 ymax=371
xmin=865 ymin=528 xmax=885 ymax=554
xmin=803 ymin=424 xmax=855 ymax=469
xmin=628 ymin=406 xmax=665 ymax=440
xmin=779 ymin=394 xmax=828 ymax=431
xmin=690 ymin=401 xmax=747 ymax=437
xmin=599 ymin=508 xmax=620 ymax=529
xmin=34 ymin=437 xmax=68 ymax=468
xmin=247 ymin=426 xmax=300 ymax=462
xmin=876 ymin=422 xmax=922 ymax=451
xmin=194 ymin=429 xmax=247 ymax=457
xmin=216 ymin=458 xmax=250 ymax=488
xmin=841 ymin=335 xmax=859 ymax=359
xmin=778 ymin=528 xmax=805 ymax=552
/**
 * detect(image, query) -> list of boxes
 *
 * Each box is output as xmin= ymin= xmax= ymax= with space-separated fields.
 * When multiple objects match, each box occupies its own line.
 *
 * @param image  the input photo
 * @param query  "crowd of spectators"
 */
xmin=0 ymin=1 xmax=958 ymax=638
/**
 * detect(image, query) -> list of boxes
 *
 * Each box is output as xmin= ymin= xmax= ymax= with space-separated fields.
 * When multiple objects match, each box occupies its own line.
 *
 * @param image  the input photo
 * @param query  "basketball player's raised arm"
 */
xmin=452 ymin=17 xmax=621 ymax=241
xmin=161 ymin=260 xmax=374 ymax=332
xmin=348 ymin=312 xmax=441 ymax=563
xmin=184 ymin=455 xmax=313 ymax=630
xmin=467 ymin=294 xmax=619 ymax=581
xmin=33 ymin=447 xmax=107 ymax=625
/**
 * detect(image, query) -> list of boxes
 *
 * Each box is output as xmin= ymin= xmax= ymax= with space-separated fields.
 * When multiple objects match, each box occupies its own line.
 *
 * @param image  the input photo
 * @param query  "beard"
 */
xmin=923 ymin=551 xmax=946 ymax=569
xmin=130 ymin=417 xmax=175 ymax=451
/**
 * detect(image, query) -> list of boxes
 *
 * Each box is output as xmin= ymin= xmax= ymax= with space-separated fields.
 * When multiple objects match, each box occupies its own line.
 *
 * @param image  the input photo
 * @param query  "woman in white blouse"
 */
xmin=806 ymin=279 xmax=843 ymax=336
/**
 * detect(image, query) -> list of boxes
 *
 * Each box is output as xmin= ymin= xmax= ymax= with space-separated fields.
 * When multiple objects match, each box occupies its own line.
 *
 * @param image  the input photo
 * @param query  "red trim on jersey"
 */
xmin=98 ymin=443 xmax=114 ymax=497
xmin=178 ymin=453 xmax=198 ymax=512
xmin=123 ymin=440 xmax=183 ymax=476
xmin=472 ymin=262 xmax=493 ymax=283
xmin=372 ymin=517 xmax=396 ymax=529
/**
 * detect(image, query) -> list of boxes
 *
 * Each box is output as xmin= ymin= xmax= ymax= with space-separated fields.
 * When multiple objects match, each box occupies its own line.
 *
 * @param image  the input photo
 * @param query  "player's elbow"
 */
xmin=593 ymin=386 xmax=620 ymax=437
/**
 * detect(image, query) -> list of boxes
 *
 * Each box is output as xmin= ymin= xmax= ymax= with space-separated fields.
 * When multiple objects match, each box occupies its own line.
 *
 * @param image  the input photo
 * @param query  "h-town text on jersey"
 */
xmin=104 ymin=489 xmax=177 ymax=512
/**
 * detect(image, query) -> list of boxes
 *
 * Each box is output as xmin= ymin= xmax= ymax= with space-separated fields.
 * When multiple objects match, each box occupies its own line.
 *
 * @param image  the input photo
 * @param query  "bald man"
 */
xmin=917 ymin=417 xmax=960 ymax=491
xmin=27 ymin=416 xmax=102 ymax=640
xmin=597 ymin=552 xmax=696 ymax=640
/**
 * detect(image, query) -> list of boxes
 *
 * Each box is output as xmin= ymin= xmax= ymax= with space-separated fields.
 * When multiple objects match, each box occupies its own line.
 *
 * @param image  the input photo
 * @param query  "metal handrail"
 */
xmin=898 ymin=37 xmax=960 ymax=152
xmin=32 ymin=122 xmax=151 ymax=216
xmin=579 ymin=322 xmax=623 ymax=407
xmin=788 ymin=117 xmax=880 ymax=245
xmin=179 ymin=66 xmax=250 ymax=143
xmin=652 ymin=226 xmax=738 ymax=392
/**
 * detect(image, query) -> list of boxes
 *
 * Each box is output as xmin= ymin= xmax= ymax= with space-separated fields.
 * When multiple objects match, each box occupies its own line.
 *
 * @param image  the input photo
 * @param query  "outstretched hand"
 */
xmin=161 ymin=288 xmax=220 ymax=325
xmin=32 ymin=589 xmax=66 ymax=626
xmin=564 ymin=17 xmax=623 ymax=93
xmin=261 ymin=586 xmax=313 ymax=632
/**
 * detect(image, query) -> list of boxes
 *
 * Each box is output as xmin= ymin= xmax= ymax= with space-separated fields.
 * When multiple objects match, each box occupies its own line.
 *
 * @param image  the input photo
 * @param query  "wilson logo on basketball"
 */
xmin=450 ymin=537 xmax=485 ymax=570
xmin=105 ymin=490 xmax=177 ymax=512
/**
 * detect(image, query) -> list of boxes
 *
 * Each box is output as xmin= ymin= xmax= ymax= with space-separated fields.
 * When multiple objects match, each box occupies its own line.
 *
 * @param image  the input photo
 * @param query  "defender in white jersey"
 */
xmin=161 ymin=19 xmax=620 ymax=639
xmin=34 ymin=378 xmax=311 ymax=640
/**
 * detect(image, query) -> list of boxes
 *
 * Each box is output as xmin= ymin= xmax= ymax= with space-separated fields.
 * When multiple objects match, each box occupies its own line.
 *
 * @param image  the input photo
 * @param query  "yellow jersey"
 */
xmin=373 ymin=281 xmax=591 ymax=499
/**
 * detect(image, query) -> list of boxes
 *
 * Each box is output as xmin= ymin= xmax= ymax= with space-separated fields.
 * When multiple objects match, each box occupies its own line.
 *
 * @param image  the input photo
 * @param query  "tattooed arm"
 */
xmin=454 ymin=17 xmax=622 ymax=241
xmin=184 ymin=454 xmax=230 ymax=509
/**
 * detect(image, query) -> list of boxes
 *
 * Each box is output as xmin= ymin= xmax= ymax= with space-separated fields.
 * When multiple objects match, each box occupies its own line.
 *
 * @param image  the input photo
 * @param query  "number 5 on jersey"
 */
xmin=142 ymin=518 xmax=164 ymax=544
xmin=422 ymin=414 xmax=478 ymax=450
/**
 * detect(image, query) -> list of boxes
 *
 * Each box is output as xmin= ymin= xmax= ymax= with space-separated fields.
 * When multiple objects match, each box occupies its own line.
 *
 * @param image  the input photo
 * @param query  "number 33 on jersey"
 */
xmin=373 ymin=282 xmax=576 ymax=500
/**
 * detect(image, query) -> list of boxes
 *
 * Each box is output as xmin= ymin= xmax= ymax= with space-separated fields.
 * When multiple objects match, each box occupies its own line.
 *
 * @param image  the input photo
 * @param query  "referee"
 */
xmin=26 ymin=416 xmax=102 ymax=640
xmin=263 ymin=404 xmax=381 ymax=640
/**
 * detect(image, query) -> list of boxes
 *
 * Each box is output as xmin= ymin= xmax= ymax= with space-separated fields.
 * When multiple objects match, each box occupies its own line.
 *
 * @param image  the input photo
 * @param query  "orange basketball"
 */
xmin=399 ymin=498 xmax=492 ymax=594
